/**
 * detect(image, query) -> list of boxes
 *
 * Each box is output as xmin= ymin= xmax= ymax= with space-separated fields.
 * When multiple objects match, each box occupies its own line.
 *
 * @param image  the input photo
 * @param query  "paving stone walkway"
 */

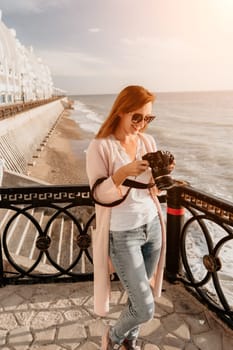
xmin=0 ymin=279 xmax=232 ymax=350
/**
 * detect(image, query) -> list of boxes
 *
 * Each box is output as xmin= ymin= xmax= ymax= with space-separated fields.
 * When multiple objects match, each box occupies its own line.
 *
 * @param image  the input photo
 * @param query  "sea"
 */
xmin=69 ymin=90 xmax=233 ymax=308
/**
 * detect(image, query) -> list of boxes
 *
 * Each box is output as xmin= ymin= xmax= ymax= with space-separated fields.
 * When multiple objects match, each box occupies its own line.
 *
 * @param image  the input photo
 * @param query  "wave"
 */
xmin=72 ymin=100 xmax=103 ymax=134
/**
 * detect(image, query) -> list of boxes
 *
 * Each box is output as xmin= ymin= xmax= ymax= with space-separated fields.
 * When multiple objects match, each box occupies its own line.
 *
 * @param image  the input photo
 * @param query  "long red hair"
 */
xmin=95 ymin=85 xmax=155 ymax=139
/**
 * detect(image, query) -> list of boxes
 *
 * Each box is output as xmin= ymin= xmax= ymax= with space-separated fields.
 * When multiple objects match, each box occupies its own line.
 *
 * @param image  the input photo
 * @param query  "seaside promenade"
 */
xmin=1 ymin=278 xmax=233 ymax=349
xmin=1 ymin=108 xmax=232 ymax=349
xmin=1 ymin=277 xmax=233 ymax=350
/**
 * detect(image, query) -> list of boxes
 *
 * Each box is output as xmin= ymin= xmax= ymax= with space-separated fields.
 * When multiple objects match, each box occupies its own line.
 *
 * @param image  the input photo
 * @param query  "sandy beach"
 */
xmin=28 ymin=108 xmax=89 ymax=185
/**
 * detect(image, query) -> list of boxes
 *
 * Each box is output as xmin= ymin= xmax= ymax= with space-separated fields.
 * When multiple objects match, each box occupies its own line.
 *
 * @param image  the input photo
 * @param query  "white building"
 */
xmin=0 ymin=9 xmax=58 ymax=104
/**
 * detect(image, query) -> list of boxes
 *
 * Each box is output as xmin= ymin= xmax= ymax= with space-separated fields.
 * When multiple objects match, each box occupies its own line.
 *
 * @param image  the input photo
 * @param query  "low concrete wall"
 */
xmin=2 ymin=169 xmax=50 ymax=187
xmin=0 ymin=99 xmax=66 ymax=174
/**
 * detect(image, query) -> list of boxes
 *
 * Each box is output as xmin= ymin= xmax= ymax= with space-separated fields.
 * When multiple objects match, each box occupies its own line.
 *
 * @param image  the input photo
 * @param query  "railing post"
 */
xmin=0 ymin=237 xmax=5 ymax=287
xmin=165 ymin=185 xmax=185 ymax=282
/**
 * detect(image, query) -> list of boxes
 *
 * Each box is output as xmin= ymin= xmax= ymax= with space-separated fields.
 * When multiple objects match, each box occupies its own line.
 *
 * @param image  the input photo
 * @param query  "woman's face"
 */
xmin=118 ymin=101 xmax=153 ymax=136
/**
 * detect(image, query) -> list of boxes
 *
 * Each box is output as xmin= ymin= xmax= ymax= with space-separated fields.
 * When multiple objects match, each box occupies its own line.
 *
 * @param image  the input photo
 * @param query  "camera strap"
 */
xmin=90 ymin=177 xmax=155 ymax=207
xmin=123 ymin=178 xmax=155 ymax=189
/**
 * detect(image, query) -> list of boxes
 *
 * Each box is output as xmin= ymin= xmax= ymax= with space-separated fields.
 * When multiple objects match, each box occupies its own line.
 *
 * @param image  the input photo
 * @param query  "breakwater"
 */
xmin=0 ymin=98 xmax=67 ymax=174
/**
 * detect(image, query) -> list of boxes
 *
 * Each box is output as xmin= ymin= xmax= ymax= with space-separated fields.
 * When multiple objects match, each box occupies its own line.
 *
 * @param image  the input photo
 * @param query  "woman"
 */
xmin=86 ymin=85 xmax=166 ymax=350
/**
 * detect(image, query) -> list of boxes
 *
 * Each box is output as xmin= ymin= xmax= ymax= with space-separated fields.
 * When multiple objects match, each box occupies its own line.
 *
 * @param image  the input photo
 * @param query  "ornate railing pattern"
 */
xmin=0 ymin=183 xmax=232 ymax=328
xmin=166 ymin=185 xmax=233 ymax=328
xmin=0 ymin=185 xmax=95 ymax=285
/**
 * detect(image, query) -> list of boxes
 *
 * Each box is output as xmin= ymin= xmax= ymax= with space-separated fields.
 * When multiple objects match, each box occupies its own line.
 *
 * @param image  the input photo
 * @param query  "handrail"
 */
xmin=0 ymin=96 xmax=65 ymax=120
xmin=166 ymin=183 xmax=233 ymax=328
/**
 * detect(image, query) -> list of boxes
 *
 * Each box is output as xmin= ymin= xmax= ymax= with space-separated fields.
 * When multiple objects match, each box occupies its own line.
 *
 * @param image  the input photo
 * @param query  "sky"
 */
xmin=1 ymin=0 xmax=233 ymax=95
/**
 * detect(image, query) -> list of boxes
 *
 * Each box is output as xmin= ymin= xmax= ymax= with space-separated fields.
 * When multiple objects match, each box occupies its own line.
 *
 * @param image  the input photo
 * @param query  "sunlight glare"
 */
xmin=214 ymin=0 xmax=233 ymax=13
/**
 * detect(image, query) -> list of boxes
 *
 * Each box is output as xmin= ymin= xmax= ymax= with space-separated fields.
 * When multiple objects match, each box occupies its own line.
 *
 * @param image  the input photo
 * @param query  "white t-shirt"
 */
xmin=110 ymin=136 xmax=157 ymax=231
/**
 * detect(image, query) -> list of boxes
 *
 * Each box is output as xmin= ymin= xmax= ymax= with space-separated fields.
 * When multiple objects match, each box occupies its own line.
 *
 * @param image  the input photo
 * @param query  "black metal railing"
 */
xmin=166 ymin=184 xmax=233 ymax=328
xmin=0 ymin=182 xmax=232 ymax=328
xmin=0 ymin=185 xmax=95 ymax=285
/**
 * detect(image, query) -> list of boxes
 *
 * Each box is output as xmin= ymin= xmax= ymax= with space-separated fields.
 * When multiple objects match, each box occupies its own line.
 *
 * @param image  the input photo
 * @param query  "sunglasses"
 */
xmin=131 ymin=113 xmax=156 ymax=124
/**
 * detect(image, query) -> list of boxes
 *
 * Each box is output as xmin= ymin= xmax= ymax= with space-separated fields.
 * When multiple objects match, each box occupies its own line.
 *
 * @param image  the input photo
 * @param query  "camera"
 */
xmin=142 ymin=150 xmax=175 ymax=190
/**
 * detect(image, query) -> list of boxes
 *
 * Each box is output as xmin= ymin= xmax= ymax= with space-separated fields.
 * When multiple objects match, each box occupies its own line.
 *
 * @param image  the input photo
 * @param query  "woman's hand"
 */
xmin=122 ymin=160 xmax=149 ymax=177
xmin=168 ymin=159 xmax=176 ymax=172
xmin=112 ymin=160 xmax=149 ymax=187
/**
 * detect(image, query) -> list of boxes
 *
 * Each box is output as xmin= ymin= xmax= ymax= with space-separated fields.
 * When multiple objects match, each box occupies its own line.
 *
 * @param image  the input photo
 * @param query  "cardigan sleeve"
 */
xmin=86 ymin=138 xmax=124 ymax=204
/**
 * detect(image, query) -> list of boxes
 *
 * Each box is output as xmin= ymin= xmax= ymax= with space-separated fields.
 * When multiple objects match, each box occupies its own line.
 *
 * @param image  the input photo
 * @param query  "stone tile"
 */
xmin=0 ymin=313 xmax=18 ymax=330
xmin=193 ymin=330 xmax=222 ymax=350
xmin=60 ymin=343 xmax=81 ymax=350
xmin=206 ymin=313 xmax=232 ymax=335
xmin=29 ymin=301 xmax=52 ymax=310
xmin=70 ymin=295 xmax=89 ymax=307
xmin=27 ymin=285 xmax=49 ymax=297
xmin=1 ymin=293 xmax=25 ymax=310
xmin=0 ymin=329 xmax=7 ymax=346
xmin=171 ymin=287 xmax=204 ymax=315
xmin=88 ymin=319 xmax=106 ymax=337
xmin=30 ymin=345 xmax=64 ymax=350
xmin=162 ymin=333 xmax=186 ymax=349
xmin=57 ymin=323 xmax=86 ymax=341
xmin=8 ymin=326 xmax=33 ymax=347
xmin=17 ymin=286 xmax=35 ymax=300
xmin=33 ymin=328 xmax=56 ymax=343
xmin=183 ymin=313 xmax=210 ymax=334
xmin=82 ymin=296 xmax=94 ymax=310
xmin=140 ymin=318 xmax=166 ymax=345
xmin=69 ymin=283 xmax=94 ymax=304
xmin=155 ymin=295 xmax=174 ymax=314
xmin=31 ymin=311 xmax=63 ymax=329
xmin=78 ymin=341 xmax=99 ymax=349
xmin=64 ymin=307 xmax=91 ymax=323
xmin=184 ymin=343 xmax=200 ymax=350
xmin=174 ymin=297 xmax=203 ymax=315
xmin=0 ymin=287 xmax=16 ymax=300
xmin=50 ymin=298 xmax=73 ymax=308
xmin=14 ymin=344 xmax=32 ymax=350
xmin=15 ymin=311 xmax=35 ymax=326
xmin=119 ymin=291 xmax=128 ymax=305
xmin=222 ymin=333 xmax=233 ymax=350
xmin=107 ymin=306 xmax=124 ymax=320
xmin=144 ymin=344 xmax=160 ymax=350
xmin=15 ymin=303 xmax=30 ymax=311
xmin=154 ymin=304 xmax=170 ymax=318
xmin=110 ymin=290 xmax=122 ymax=305
xmin=162 ymin=313 xmax=190 ymax=341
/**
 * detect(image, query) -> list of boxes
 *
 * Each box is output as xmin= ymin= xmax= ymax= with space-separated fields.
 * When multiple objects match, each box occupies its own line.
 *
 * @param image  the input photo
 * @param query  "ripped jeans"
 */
xmin=109 ymin=215 xmax=162 ymax=344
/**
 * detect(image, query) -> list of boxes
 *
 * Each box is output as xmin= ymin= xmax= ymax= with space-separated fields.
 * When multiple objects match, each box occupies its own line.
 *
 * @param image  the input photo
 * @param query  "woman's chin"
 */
xmin=131 ymin=126 xmax=141 ymax=134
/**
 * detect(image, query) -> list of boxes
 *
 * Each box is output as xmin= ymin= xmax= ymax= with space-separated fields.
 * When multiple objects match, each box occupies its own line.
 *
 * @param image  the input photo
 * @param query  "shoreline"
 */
xmin=28 ymin=108 xmax=90 ymax=185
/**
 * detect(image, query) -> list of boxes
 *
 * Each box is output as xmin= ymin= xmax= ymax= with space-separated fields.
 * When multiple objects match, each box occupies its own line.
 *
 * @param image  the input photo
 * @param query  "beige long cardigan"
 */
xmin=86 ymin=133 xmax=166 ymax=316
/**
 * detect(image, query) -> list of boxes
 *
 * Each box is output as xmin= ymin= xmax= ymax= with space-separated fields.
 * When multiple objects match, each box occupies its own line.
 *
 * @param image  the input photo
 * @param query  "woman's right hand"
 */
xmin=112 ymin=160 xmax=149 ymax=187
xmin=122 ymin=160 xmax=149 ymax=177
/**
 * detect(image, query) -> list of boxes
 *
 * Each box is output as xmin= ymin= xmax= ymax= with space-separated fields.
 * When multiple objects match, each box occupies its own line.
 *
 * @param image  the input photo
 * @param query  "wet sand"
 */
xmin=28 ymin=108 xmax=90 ymax=185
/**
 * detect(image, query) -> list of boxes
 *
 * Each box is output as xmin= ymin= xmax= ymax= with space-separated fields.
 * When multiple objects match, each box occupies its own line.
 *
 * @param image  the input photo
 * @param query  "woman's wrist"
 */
xmin=111 ymin=166 xmax=128 ymax=187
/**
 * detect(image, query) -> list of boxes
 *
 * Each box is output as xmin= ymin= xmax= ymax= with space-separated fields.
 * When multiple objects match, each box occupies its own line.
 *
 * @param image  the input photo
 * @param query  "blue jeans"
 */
xmin=109 ymin=215 xmax=162 ymax=344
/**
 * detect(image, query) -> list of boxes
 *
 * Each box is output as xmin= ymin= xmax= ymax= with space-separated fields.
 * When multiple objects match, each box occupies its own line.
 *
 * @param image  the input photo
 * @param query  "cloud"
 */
xmin=0 ymin=0 xmax=72 ymax=14
xmin=37 ymin=49 xmax=107 ymax=77
xmin=121 ymin=35 xmax=189 ymax=55
xmin=88 ymin=28 xmax=101 ymax=33
xmin=120 ymin=35 xmax=206 ymax=67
